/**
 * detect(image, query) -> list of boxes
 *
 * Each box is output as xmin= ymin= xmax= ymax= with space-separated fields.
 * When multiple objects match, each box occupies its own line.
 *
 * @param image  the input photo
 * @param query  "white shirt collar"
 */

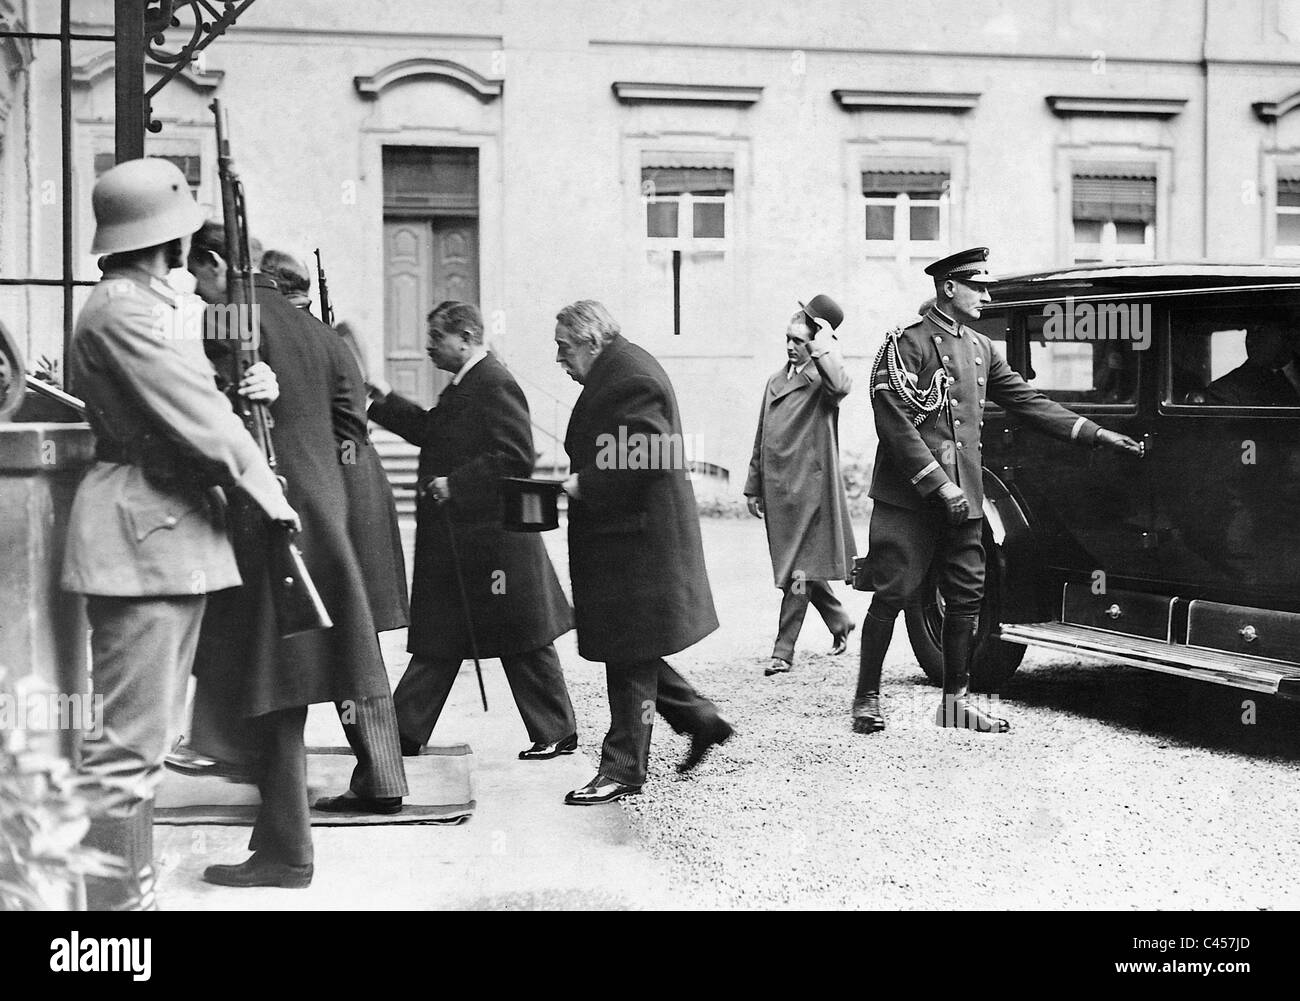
xmin=787 ymin=358 xmax=812 ymax=379
xmin=452 ymin=347 xmax=489 ymax=386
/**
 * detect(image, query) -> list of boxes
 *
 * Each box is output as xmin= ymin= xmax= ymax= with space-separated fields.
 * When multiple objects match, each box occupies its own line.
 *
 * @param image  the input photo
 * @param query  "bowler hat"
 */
xmin=798 ymin=293 xmax=844 ymax=332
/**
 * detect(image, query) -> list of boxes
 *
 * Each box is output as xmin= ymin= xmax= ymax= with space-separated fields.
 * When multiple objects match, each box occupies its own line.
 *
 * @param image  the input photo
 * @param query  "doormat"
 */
xmin=154 ymin=744 xmax=474 ymax=826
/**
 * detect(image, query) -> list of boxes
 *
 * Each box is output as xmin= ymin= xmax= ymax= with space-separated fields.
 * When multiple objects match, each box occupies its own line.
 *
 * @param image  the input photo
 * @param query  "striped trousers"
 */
xmin=600 ymin=658 xmax=720 ymax=787
xmin=188 ymin=687 xmax=409 ymax=799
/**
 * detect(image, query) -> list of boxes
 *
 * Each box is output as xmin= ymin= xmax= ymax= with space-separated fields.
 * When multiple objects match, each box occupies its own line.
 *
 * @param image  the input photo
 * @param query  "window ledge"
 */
xmin=833 ymin=89 xmax=979 ymax=113
xmin=613 ymin=82 xmax=763 ymax=105
xmin=1046 ymin=95 xmax=1186 ymax=118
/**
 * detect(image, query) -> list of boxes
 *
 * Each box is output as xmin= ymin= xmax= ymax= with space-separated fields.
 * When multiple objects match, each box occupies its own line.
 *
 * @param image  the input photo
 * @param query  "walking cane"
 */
xmin=438 ymin=499 xmax=489 ymax=711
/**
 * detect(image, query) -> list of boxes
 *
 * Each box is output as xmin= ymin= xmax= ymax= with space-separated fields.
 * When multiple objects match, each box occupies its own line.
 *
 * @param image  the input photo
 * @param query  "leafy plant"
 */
xmin=0 ymin=666 xmax=123 ymax=911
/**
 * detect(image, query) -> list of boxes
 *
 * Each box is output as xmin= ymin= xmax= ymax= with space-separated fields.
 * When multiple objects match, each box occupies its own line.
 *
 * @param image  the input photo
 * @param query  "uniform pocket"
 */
xmin=127 ymin=503 xmax=193 ymax=542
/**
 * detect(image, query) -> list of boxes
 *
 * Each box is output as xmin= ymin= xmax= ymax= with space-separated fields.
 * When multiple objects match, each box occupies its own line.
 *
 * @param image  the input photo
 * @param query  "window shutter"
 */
xmin=861 ymin=156 xmax=949 ymax=198
xmin=1072 ymin=163 xmax=1156 ymax=224
xmin=641 ymin=166 xmax=734 ymax=196
xmin=1278 ymin=163 xmax=1300 ymax=206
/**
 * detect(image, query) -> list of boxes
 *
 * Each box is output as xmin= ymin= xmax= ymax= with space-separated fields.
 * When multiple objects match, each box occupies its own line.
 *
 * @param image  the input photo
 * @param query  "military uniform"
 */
xmin=64 ymin=264 xmax=289 ymax=907
xmin=852 ymin=246 xmax=1134 ymax=736
xmin=866 ymin=303 xmax=1101 ymax=616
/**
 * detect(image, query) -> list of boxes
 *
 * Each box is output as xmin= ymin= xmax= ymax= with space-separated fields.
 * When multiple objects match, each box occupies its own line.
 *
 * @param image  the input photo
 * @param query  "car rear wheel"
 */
xmin=903 ymin=530 xmax=1026 ymax=692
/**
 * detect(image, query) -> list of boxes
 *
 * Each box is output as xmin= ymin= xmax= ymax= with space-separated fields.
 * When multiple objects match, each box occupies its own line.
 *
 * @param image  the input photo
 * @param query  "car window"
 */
xmin=1168 ymin=305 xmax=1300 ymax=410
xmin=1022 ymin=308 xmax=1140 ymax=406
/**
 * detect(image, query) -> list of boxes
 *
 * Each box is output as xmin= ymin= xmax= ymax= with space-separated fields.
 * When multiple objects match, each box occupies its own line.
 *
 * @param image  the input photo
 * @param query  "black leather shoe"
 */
xmin=677 ymin=717 xmax=734 ymax=774
xmin=830 ymin=620 xmax=856 ymax=656
xmin=164 ymin=743 xmax=255 ymax=784
xmin=564 ymin=773 xmax=641 ymax=806
xmin=764 ymin=657 xmax=791 ymax=676
xmin=519 ymin=733 xmax=578 ymax=760
xmin=313 ymin=793 xmax=403 ymax=815
xmin=202 ymin=853 xmax=313 ymax=889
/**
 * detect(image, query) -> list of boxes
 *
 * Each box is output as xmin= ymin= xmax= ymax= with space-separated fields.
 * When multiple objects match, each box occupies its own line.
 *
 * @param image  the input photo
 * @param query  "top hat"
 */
xmin=924 ymin=247 xmax=996 ymax=285
xmin=798 ymin=293 xmax=844 ymax=332
xmin=500 ymin=477 xmax=564 ymax=532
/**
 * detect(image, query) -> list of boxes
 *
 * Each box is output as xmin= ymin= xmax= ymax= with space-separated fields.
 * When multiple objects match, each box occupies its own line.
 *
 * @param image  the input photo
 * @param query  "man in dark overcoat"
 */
xmin=745 ymin=295 xmax=857 ymax=676
xmin=854 ymin=247 xmax=1141 ymax=736
xmin=183 ymin=222 xmax=398 ymax=888
xmin=257 ymin=247 xmax=410 ymax=635
xmin=555 ymin=300 xmax=732 ymax=806
xmin=264 ymin=264 xmax=412 ymax=813
xmin=367 ymin=301 xmax=578 ymax=759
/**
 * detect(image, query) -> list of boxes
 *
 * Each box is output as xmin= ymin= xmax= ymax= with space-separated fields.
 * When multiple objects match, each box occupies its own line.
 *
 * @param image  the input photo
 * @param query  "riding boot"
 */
xmin=936 ymin=612 xmax=1009 ymax=733
xmin=851 ymin=609 xmax=894 ymax=733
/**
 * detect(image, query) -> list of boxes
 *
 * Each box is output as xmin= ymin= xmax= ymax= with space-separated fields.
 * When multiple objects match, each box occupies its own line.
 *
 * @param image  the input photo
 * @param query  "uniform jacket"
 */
xmin=869 ymin=305 xmax=1101 ymax=518
xmin=297 ymin=303 xmax=409 ymax=633
xmin=368 ymin=352 xmax=573 ymax=660
xmin=564 ymin=333 xmax=719 ymax=664
xmin=192 ymin=276 xmax=389 ymax=716
xmin=61 ymin=267 xmax=284 ymax=597
xmin=744 ymin=342 xmax=857 ymax=587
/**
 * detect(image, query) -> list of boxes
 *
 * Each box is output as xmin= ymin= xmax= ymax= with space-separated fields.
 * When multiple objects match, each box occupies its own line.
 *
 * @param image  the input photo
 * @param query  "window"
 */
xmin=1167 ymin=305 xmax=1300 ymax=409
xmin=383 ymin=146 xmax=478 ymax=212
xmin=1024 ymin=310 xmax=1140 ymax=407
xmin=1072 ymin=164 xmax=1156 ymax=263
xmin=641 ymin=165 xmax=733 ymax=243
xmin=861 ymin=158 xmax=949 ymax=251
xmin=1275 ymin=165 xmax=1300 ymax=259
xmin=94 ymin=151 xmax=202 ymax=195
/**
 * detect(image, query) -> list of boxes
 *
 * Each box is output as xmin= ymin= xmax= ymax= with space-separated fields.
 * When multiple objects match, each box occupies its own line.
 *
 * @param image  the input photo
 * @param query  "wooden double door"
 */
xmin=383 ymin=216 xmax=479 ymax=404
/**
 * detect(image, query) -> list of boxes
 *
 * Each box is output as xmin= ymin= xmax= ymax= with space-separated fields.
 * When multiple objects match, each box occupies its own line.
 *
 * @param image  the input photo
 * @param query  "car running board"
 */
xmin=997 ymin=621 xmax=1300 ymax=700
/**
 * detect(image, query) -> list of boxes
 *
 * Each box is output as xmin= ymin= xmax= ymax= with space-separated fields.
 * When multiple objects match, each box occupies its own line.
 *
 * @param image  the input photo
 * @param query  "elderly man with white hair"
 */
xmin=554 ymin=300 xmax=732 ymax=805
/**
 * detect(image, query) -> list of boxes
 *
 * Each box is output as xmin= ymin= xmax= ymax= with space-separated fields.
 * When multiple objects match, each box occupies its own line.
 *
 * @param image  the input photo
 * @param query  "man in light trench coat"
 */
xmin=745 ymin=295 xmax=857 ymax=676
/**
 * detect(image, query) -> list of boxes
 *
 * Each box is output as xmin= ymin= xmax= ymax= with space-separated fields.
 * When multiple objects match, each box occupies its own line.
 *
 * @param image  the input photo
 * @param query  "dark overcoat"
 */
xmin=192 ymin=276 xmax=390 ymax=716
xmin=564 ymin=333 xmax=718 ymax=664
xmin=297 ymin=305 xmax=409 ymax=632
xmin=367 ymin=353 xmax=573 ymax=659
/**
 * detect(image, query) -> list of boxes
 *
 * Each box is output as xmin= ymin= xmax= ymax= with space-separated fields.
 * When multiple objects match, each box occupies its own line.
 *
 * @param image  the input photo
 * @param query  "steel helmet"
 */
xmin=90 ymin=157 xmax=206 ymax=255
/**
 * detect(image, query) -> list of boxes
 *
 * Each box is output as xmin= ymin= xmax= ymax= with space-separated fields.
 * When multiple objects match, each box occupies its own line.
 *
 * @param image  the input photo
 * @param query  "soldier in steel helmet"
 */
xmin=61 ymin=157 xmax=299 ymax=909
xmin=851 ymin=248 xmax=1142 ymax=736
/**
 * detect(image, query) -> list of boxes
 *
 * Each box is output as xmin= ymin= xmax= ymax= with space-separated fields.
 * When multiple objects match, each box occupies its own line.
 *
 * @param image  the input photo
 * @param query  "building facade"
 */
xmin=5 ymin=0 xmax=1300 ymax=478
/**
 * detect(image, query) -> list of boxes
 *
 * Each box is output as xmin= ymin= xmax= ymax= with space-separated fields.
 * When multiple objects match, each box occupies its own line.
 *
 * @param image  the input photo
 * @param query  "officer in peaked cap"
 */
xmin=61 ymin=158 xmax=298 ymax=909
xmin=851 ymin=247 xmax=1142 ymax=735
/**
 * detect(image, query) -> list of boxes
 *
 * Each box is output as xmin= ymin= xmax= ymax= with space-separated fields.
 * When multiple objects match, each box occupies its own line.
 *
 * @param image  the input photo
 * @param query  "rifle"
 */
xmin=313 ymin=248 xmax=334 ymax=327
xmin=211 ymin=98 xmax=333 ymax=638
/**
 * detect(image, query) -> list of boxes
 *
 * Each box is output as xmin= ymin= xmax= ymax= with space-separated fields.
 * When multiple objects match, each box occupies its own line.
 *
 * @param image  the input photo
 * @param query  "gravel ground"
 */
xmin=544 ymin=517 xmax=1300 ymax=910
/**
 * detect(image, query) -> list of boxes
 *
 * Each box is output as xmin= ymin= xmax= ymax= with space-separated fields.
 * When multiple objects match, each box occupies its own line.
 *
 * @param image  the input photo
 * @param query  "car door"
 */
xmin=1148 ymin=293 xmax=1300 ymax=605
xmin=980 ymin=299 xmax=1155 ymax=584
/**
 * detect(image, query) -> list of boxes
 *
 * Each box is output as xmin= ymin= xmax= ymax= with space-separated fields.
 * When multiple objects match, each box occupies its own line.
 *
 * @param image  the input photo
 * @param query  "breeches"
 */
xmin=866 ymin=502 xmax=986 ymax=620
